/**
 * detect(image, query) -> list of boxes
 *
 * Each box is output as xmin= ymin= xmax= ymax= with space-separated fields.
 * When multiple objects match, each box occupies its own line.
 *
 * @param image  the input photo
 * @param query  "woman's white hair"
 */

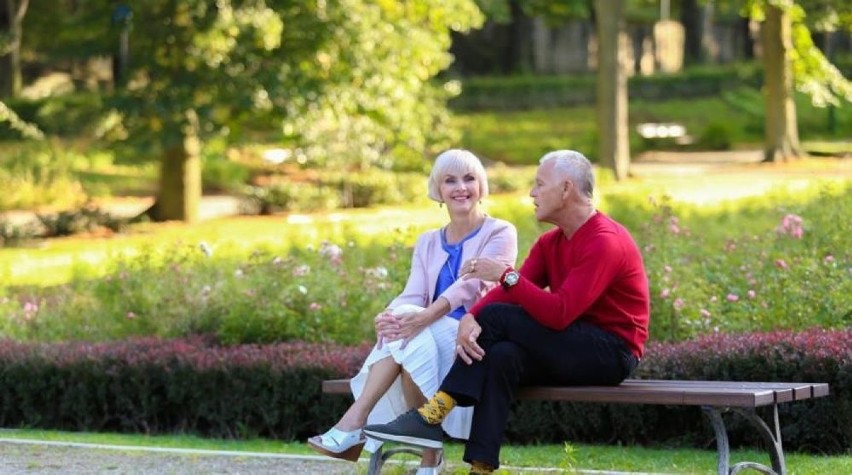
xmin=539 ymin=149 xmax=594 ymax=199
xmin=427 ymin=149 xmax=489 ymax=202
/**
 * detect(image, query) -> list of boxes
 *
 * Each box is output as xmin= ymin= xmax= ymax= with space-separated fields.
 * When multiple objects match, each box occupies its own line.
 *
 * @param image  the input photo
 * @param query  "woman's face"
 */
xmin=439 ymin=170 xmax=480 ymax=214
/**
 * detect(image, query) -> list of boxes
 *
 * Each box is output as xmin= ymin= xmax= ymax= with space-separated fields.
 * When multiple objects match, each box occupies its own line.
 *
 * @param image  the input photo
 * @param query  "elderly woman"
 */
xmin=308 ymin=149 xmax=518 ymax=474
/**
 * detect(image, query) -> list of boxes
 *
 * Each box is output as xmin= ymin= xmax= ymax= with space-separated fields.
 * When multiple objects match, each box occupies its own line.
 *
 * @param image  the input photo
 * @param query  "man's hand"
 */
xmin=455 ymin=313 xmax=484 ymax=364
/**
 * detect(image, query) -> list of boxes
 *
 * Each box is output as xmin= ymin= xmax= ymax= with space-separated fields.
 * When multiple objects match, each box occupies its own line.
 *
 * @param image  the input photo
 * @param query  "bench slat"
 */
xmin=321 ymin=379 xmax=829 ymax=408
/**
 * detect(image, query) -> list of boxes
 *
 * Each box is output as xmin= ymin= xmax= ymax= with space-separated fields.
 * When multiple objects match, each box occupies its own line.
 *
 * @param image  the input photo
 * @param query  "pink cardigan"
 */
xmin=388 ymin=216 xmax=518 ymax=314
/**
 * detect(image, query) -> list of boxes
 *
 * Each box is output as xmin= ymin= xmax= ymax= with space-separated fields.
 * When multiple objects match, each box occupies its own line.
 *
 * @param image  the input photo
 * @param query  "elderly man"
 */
xmin=363 ymin=150 xmax=650 ymax=474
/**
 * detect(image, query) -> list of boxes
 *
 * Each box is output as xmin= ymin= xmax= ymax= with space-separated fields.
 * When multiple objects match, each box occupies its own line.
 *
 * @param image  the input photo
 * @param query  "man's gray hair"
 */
xmin=539 ymin=150 xmax=594 ymax=199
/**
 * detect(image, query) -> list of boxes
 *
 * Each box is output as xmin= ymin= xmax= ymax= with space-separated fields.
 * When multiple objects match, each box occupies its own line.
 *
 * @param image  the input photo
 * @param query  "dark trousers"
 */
xmin=441 ymin=303 xmax=638 ymax=468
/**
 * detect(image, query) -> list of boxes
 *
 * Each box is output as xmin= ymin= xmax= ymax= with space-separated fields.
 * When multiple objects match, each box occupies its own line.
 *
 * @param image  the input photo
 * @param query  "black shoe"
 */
xmin=363 ymin=409 xmax=443 ymax=449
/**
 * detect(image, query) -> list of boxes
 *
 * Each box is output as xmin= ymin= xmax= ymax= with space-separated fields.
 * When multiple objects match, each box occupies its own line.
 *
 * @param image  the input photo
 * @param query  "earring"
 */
xmin=439 ymin=201 xmax=444 ymax=208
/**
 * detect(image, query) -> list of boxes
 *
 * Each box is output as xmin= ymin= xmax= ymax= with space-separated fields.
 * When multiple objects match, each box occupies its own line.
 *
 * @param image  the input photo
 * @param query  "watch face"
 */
xmin=505 ymin=271 xmax=520 ymax=286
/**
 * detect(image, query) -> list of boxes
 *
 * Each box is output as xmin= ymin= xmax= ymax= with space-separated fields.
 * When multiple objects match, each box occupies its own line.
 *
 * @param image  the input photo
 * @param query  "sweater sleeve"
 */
xmin=387 ymin=232 xmax=432 ymax=309
xmin=469 ymin=231 xmax=550 ymax=316
xmin=509 ymin=231 xmax=625 ymax=330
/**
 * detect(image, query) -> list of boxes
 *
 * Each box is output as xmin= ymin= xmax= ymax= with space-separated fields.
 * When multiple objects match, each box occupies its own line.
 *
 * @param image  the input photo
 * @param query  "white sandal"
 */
xmin=416 ymin=450 xmax=444 ymax=474
xmin=307 ymin=427 xmax=366 ymax=462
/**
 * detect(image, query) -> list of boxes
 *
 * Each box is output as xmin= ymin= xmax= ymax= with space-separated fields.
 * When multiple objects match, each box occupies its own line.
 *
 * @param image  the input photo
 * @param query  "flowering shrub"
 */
xmin=636 ymin=184 xmax=850 ymax=342
xmin=1 ymin=182 xmax=847 ymax=347
xmin=0 ymin=234 xmax=413 ymax=345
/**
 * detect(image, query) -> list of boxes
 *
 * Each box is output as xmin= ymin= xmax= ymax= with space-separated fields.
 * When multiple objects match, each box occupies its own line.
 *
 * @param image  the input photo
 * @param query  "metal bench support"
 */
xmin=368 ymin=445 xmax=422 ymax=475
xmin=702 ymin=405 xmax=786 ymax=475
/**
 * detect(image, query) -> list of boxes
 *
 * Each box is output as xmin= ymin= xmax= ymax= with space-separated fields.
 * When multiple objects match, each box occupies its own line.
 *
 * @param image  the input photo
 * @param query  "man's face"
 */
xmin=529 ymin=160 xmax=569 ymax=223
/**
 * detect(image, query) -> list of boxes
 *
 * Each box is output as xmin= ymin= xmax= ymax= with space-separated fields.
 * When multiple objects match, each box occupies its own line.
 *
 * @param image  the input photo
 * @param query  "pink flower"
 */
xmin=659 ymin=288 xmax=671 ymax=299
xmin=775 ymin=259 xmax=789 ymax=270
xmin=747 ymin=290 xmax=756 ymax=299
xmin=126 ymin=312 xmax=136 ymax=319
xmin=23 ymin=302 xmax=39 ymax=313
xmin=673 ymin=298 xmax=685 ymax=310
xmin=292 ymin=264 xmax=311 ymax=277
xmin=700 ymin=309 xmax=711 ymax=318
xmin=320 ymin=241 xmax=343 ymax=260
xmin=309 ymin=302 xmax=322 ymax=311
xmin=663 ymin=265 xmax=672 ymax=274
xmin=669 ymin=224 xmax=680 ymax=234
xmin=726 ymin=293 xmax=739 ymax=302
xmin=824 ymin=255 xmax=835 ymax=264
xmin=776 ymin=214 xmax=804 ymax=239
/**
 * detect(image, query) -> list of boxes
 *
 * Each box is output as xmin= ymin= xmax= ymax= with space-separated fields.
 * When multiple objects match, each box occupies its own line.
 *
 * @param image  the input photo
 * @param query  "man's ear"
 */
xmin=562 ymin=179 xmax=573 ymax=198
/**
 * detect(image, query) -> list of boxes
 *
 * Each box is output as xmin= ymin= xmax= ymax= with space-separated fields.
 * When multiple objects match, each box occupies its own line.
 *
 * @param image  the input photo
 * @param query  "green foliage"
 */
xmin=458 ymin=86 xmax=850 ymax=165
xmin=2 ymin=181 xmax=847 ymax=346
xmin=695 ymin=122 xmax=734 ymax=150
xmin=451 ymin=64 xmax=764 ymax=111
xmin=0 ymin=100 xmax=44 ymax=140
xmin=744 ymin=1 xmax=852 ymax=107
xmin=243 ymin=169 xmax=427 ymax=214
xmin=0 ymin=337 xmax=367 ymax=439
xmin=92 ymin=0 xmax=484 ymax=172
xmin=0 ymin=237 xmax=412 ymax=346
xmin=36 ymin=206 xmax=125 ymax=238
xmin=0 ymin=142 xmax=88 ymax=211
xmin=0 ymin=93 xmax=105 ymax=140
xmin=627 ymin=184 xmax=851 ymax=342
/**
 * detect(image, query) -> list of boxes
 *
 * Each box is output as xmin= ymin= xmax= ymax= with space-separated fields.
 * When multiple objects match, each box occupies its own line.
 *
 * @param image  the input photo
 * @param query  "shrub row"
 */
xmin=0 ymin=337 xmax=369 ymax=439
xmin=0 ymin=329 xmax=848 ymax=453
xmin=450 ymin=64 xmax=763 ymax=111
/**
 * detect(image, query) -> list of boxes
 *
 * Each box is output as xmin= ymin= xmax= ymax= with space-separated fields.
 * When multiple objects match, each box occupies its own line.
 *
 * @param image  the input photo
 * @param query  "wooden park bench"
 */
xmin=321 ymin=378 xmax=829 ymax=475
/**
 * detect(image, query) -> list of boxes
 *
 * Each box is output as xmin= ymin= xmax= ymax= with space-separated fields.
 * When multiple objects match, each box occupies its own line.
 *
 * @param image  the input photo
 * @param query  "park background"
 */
xmin=0 ymin=0 xmax=850 ymax=473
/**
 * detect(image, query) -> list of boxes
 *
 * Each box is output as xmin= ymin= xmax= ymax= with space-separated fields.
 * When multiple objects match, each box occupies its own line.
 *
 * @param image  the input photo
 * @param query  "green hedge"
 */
xmin=0 ymin=337 xmax=368 ymax=439
xmin=451 ymin=64 xmax=763 ymax=111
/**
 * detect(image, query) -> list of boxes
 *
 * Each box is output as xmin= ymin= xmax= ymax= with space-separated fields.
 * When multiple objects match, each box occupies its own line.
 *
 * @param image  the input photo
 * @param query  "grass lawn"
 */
xmin=0 ymin=428 xmax=849 ymax=474
xmin=454 ymin=88 xmax=850 ymax=166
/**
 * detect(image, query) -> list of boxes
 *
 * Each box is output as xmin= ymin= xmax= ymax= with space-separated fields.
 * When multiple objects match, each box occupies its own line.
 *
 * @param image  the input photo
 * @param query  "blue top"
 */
xmin=434 ymin=224 xmax=483 ymax=320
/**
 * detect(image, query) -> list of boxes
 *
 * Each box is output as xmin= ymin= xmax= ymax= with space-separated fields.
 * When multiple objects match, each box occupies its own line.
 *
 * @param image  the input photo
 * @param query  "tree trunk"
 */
xmin=0 ymin=0 xmax=29 ymax=98
xmin=146 ymin=112 xmax=202 ymax=222
xmin=680 ymin=0 xmax=704 ymax=65
xmin=761 ymin=5 xmax=802 ymax=162
xmin=501 ymin=0 xmax=534 ymax=74
xmin=594 ymin=0 xmax=630 ymax=181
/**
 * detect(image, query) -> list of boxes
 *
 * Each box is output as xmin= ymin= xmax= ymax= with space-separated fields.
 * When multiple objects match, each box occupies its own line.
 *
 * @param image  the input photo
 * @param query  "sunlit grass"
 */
xmin=0 ymin=428 xmax=849 ymax=474
xmin=455 ymin=88 xmax=851 ymax=166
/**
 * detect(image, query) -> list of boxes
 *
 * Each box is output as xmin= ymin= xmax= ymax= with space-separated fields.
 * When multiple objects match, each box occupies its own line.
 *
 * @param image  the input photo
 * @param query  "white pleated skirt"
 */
xmin=350 ymin=304 xmax=473 ymax=453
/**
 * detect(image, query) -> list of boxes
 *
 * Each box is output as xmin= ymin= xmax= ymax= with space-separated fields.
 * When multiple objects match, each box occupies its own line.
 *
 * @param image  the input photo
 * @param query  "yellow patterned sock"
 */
xmin=417 ymin=390 xmax=456 ymax=424
xmin=470 ymin=460 xmax=495 ymax=474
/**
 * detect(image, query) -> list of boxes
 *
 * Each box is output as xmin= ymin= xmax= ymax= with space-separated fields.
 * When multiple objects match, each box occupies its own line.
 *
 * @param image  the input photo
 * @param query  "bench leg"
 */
xmin=702 ymin=405 xmax=786 ymax=475
xmin=367 ymin=445 xmax=423 ymax=475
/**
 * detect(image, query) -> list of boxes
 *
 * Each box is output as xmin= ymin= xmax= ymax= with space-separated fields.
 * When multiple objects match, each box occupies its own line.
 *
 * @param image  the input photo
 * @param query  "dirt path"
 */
xmin=629 ymin=150 xmax=850 ymax=204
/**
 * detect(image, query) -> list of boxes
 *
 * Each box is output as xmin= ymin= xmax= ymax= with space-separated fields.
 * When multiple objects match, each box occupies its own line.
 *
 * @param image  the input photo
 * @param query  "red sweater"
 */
xmin=470 ymin=212 xmax=650 ymax=358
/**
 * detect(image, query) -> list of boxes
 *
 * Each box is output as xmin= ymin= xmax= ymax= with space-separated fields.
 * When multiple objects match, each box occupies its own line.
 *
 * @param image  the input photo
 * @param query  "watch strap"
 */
xmin=499 ymin=267 xmax=515 ymax=289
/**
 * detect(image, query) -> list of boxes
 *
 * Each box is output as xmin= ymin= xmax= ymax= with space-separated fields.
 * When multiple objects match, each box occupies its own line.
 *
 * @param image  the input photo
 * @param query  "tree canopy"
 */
xmin=91 ymin=0 xmax=484 ymax=173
